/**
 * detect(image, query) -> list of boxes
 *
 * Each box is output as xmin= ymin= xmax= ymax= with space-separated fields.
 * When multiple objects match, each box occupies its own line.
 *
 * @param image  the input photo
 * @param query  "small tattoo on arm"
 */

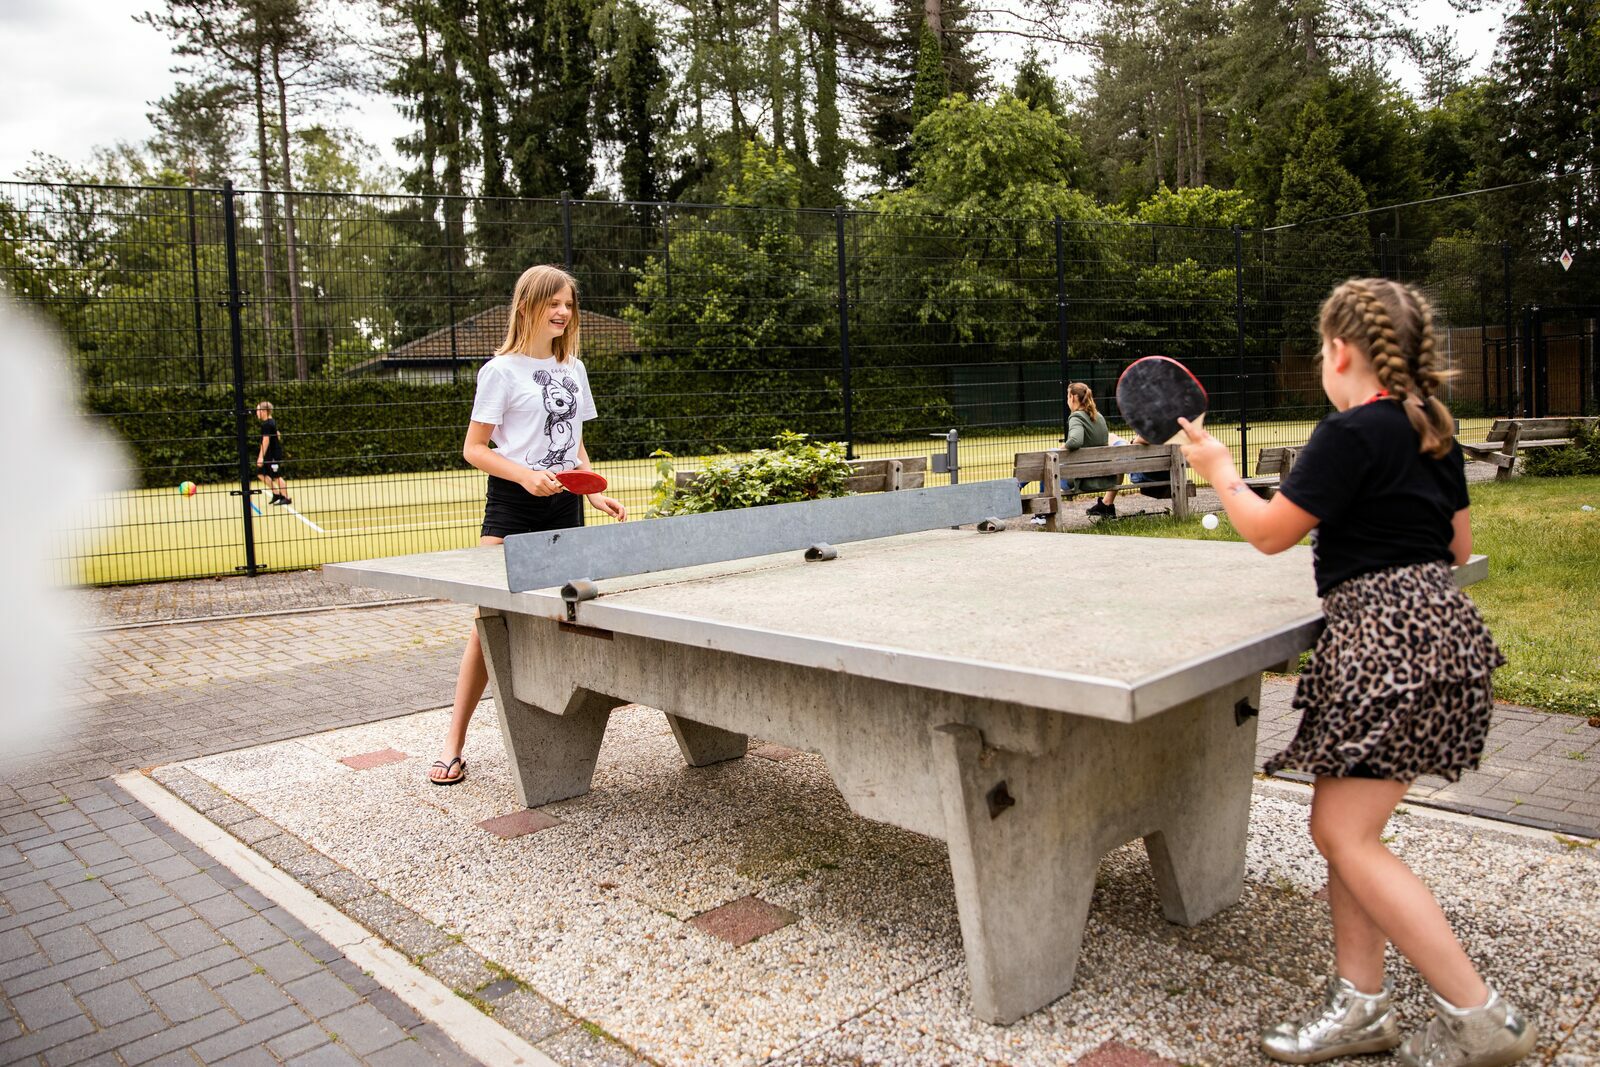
xmin=1227 ymin=482 xmax=1248 ymax=496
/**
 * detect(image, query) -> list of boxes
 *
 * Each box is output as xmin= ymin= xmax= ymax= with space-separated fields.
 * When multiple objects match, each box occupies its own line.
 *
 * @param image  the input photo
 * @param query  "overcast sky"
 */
xmin=0 ymin=0 xmax=1506 ymax=185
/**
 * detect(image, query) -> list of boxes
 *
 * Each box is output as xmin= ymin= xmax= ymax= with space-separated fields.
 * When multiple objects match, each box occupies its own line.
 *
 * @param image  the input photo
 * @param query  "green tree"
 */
xmin=1273 ymin=101 xmax=1373 ymax=336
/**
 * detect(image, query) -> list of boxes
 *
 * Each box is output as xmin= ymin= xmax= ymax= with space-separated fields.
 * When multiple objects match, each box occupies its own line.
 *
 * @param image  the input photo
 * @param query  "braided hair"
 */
xmin=1318 ymin=278 xmax=1456 ymax=458
xmin=1067 ymin=382 xmax=1099 ymax=420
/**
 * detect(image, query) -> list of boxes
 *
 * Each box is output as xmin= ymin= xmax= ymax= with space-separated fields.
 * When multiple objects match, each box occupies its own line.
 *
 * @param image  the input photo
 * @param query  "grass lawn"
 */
xmin=1076 ymin=475 xmax=1600 ymax=716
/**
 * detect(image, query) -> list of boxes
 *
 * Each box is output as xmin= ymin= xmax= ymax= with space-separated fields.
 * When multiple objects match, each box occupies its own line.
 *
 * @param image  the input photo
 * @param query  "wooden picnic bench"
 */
xmin=675 ymin=455 xmax=928 ymax=494
xmin=1241 ymin=446 xmax=1302 ymax=499
xmin=1458 ymin=417 xmax=1598 ymax=480
xmin=1014 ymin=443 xmax=1190 ymax=530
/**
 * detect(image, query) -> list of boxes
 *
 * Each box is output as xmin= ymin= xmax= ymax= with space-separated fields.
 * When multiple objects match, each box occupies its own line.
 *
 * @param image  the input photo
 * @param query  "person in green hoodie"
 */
xmin=1064 ymin=382 xmax=1123 ymax=517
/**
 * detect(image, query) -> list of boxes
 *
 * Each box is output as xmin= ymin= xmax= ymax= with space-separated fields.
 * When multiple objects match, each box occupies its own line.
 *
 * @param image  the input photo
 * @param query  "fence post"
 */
xmin=1502 ymin=242 xmax=1514 ymax=415
xmin=221 ymin=180 xmax=259 ymax=577
xmin=1055 ymin=216 xmax=1070 ymax=440
xmin=834 ymin=205 xmax=855 ymax=459
xmin=1379 ymin=232 xmax=1390 ymax=278
xmin=187 ymin=188 xmax=206 ymax=387
xmin=444 ymin=211 xmax=460 ymax=384
xmin=561 ymin=191 xmax=574 ymax=271
xmin=663 ymin=212 xmax=672 ymax=302
xmin=1233 ymin=225 xmax=1250 ymax=476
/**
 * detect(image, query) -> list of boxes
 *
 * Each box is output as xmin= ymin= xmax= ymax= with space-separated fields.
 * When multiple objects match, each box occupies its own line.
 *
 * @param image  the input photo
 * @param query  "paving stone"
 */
xmin=12 ymin=982 xmax=82 ymax=1030
xmin=252 ymin=942 xmax=323 ymax=984
xmin=491 ymin=988 xmax=571 ymax=1043
xmin=417 ymin=944 xmax=495 ymax=992
xmin=6 ymin=949 xmax=113 ymax=996
xmin=0 ymin=1013 xmax=97 ymax=1063
xmin=147 ymin=975 xmax=225 ymax=1023
xmin=215 ymin=973 xmax=294 ymax=1021
xmin=476 ymin=810 xmax=561 ymax=839
xmin=218 ymin=915 xmax=287 ymax=954
xmin=41 ymin=1010 xmax=168 ymax=1066
xmin=267 ymin=1023 xmax=333 ymax=1060
xmin=36 ymin=925 xmax=98 ymax=965
xmin=190 ymin=893 xmax=254 ymax=928
xmin=118 ymin=1007 xmax=241 ymax=1065
xmin=189 ymin=1004 xmax=310 ymax=1062
xmin=78 ymin=977 xmax=154 ymax=1026
xmin=65 ymin=946 xmax=179 ymax=995
xmin=287 ymin=1043 xmax=362 ymax=1067
xmin=319 ymin=1003 xmax=410 ymax=1056
xmin=132 ymin=944 xmax=238 ymax=992
xmin=213 ymin=1047 xmax=280 ymax=1067
xmin=159 ymin=917 xmax=227 ymax=956
xmin=283 ymin=970 xmax=361 ymax=1015
xmin=366 ymin=1037 xmax=444 ymax=1066
xmin=687 ymin=895 xmax=799 ymax=947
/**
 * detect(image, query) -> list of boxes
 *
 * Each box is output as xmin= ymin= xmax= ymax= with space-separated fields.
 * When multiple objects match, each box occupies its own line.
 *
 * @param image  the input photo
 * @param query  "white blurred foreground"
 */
xmin=0 ymin=296 xmax=123 ymax=769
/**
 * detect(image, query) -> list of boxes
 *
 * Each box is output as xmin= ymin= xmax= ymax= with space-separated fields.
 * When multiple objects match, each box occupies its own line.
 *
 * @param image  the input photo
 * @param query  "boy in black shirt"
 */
xmin=255 ymin=402 xmax=292 ymax=506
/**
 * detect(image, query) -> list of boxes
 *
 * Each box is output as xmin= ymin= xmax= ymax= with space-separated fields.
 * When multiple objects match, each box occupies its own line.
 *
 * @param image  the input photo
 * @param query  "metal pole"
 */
xmin=187 ymin=188 xmax=206 ymax=387
xmin=1379 ymin=232 xmax=1390 ymax=278
xmin=1233 ymin=226 xmax=1250 ymax=476
xmin=561 ymin=191 xmax=574 ymax=271
xmin=444 ymin=212 xmax=460 ymax=384
xmin=1520 ymin=305 xmax=1534 ymax=417
xmin=1502 ymin=242 xmax=1514 ymax=415
xmin=1055 ymin=216 xmax=1070 ymax=440
xmin=835 ymin=206 xmax=854 ymax=459
xmin=221 ymin=180 xmax=259 ymax=577
xmin=663 ymin=213 xmax=672 ymax=302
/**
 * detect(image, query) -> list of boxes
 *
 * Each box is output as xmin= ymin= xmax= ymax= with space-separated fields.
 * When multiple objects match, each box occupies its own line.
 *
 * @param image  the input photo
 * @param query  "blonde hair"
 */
xmin=1068 ymin=382 xmax=1099 ymax=420
xmin=498 ymin=265 xmax=580 ymax=362
xmin=1319 ymin=278 xmax=1455 ymax=458
xmin=255 ymin=401 xmax=273 ymax=413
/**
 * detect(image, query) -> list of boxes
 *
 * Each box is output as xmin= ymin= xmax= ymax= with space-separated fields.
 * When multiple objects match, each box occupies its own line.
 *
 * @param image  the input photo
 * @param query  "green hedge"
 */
xmin=85 ymin=380 xmax=479 ymax=489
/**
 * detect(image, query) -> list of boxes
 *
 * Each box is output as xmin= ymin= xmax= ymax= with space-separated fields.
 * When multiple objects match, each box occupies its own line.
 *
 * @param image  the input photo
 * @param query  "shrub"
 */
xmin=648 ymin=431 xmax=854 ymax=516
xmin=1522 ymin=424 xmax=1600 ymax=477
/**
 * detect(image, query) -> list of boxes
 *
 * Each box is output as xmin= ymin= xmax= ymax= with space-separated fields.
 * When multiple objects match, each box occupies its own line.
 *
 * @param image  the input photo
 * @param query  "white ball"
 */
xmin=1201 ymin=513 xmax=1220 ymax=530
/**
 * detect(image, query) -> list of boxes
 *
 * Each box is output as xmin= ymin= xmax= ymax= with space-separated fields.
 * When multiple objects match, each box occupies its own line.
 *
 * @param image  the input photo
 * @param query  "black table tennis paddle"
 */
xmin=1115 ymin=356 xmax=1208 ymax=445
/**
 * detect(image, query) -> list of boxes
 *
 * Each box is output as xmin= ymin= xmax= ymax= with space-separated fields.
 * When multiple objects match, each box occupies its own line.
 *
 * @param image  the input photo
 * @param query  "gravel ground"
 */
xmin=159 ymin=702 xmax=1600 ymax=1067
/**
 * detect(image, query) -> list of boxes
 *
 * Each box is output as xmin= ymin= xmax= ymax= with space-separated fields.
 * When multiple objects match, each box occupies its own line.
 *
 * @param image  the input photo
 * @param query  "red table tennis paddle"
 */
xmin=555 ymin=470 xmax=608 ymax=495
xmin=1115 ymin=356 xmax=1208 ymax=445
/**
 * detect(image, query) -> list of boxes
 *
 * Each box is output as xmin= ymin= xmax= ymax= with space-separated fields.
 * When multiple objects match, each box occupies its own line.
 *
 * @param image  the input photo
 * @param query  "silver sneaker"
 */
xmin=1397 ymin=986 xmax=1537 ymax=1067
xmin=1261 ymin=975 xmax=1402 ymax=1064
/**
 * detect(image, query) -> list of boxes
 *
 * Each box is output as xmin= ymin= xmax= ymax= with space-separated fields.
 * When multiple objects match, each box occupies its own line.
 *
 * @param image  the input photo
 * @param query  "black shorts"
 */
xmin=481 ymin=475 xmax=584 ymax=539
xmin=259 ymin=459 xmax=284 ymax=478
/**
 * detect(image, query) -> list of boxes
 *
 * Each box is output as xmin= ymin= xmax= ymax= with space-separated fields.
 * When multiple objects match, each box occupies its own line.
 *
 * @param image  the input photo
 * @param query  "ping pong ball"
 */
xmin=1201 ymin=513 xmax=1219 ymax=530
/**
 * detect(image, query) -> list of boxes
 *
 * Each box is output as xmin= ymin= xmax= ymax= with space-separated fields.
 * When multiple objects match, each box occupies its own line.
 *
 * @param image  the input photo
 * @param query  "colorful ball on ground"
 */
xmin=179 ymin=481 xmax=197 ymax=497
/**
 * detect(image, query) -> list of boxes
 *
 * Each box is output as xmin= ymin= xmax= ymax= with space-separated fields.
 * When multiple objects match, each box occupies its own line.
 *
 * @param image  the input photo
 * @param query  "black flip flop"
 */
xmin=429 ymin=756 xmax=466 ymax=786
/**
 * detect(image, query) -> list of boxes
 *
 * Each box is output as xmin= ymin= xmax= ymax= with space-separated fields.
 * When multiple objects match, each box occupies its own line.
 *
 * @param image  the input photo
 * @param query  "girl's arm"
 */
xmin=576 ymin=441 xmax=627 ymax=521
xmin=1450 ymin=508 xmax=1471 ymax=565
xmin=462 ymin=421 xmax=562 ymax=496
xmin=1179 ymin=418 xmax=1318 ymax=555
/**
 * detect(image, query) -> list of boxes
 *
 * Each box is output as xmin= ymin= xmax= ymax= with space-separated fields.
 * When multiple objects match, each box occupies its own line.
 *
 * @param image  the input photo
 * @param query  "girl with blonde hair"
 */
xmin=429 ymin=265 xmax=627 ymax=786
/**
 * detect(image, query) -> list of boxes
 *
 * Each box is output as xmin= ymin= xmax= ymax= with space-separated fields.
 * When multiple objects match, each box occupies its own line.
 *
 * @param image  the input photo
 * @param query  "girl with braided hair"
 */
xmin=1180 ymin=278 xmax=1533 ymax=1067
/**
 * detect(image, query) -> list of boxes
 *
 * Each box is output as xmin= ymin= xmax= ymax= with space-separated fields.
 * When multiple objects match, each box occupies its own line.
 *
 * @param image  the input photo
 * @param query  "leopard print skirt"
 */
xmin=1264 ymin=561 xmax=1505 ymax=784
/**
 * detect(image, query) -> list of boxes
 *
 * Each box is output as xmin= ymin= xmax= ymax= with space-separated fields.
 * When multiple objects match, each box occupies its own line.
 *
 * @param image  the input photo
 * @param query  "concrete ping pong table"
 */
xmin=326 ymin=482 xmax=1486 ymax=1025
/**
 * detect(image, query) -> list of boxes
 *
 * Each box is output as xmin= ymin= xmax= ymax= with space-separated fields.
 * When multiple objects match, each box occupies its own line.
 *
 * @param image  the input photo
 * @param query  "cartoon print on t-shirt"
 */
xmin=528 ymin=368 xmax=580 ymax=469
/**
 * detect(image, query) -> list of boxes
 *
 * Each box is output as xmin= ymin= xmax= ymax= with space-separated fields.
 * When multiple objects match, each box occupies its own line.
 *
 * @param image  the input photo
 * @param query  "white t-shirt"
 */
xmin=469 ymin=353 xmax=597 ymax=473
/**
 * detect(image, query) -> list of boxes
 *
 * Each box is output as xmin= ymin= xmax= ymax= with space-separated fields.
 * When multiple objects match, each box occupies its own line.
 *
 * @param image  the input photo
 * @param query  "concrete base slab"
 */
xmin=155 ymin=706 xmax=1600 ymax=1067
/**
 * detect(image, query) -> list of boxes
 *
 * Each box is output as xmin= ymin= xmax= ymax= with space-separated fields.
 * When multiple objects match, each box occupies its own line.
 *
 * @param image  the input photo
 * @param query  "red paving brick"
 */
xmin=339 ymin=748 xmax=409 ymax=770
xmin=477 ymin=809 xmax=562 ymax=839
xmin=688 ymin=895 xmax=798 ymax=946
xmin=1071 ymin=1039 xmax=1183 ymax=1066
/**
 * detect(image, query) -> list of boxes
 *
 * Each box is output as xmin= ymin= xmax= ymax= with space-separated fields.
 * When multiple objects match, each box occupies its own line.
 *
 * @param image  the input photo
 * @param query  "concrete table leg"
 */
xmin=666 ymin=714 xmax=748 ymax=766
xmin=476 ymin=610 xmax=620 ymax=808
xmin=934 ymin=722 xmax=1099 ymax=1026
xmin=932 ymin=677 xmax=1260 ymax=1024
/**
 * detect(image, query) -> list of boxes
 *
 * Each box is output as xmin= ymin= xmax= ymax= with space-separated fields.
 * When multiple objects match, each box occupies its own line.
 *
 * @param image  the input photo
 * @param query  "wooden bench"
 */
xmin=1458 ymin=418 xmax=1598 ymax=480
xmin=1240 ymin=446 xmax=1301 ymax=499
xmin=1014 ymin=443 xmax=1190 ymax=530
xmin=674 ymin=455 xmax=928 ymax=494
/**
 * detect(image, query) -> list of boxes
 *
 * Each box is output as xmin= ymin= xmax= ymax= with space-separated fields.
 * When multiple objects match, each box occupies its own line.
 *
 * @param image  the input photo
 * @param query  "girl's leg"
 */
xmin=430 ymin=536 xmax=502 ymax=782
xmin=1310 ymin=776 xmax=1489 ymax=1008
xmin=1327 ymin=862 xmax=1387 ymax=994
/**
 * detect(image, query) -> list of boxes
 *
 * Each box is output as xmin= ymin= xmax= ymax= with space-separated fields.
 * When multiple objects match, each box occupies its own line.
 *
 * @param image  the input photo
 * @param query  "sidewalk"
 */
xmin=6 ymin=562 xmax=1597 ymax=1065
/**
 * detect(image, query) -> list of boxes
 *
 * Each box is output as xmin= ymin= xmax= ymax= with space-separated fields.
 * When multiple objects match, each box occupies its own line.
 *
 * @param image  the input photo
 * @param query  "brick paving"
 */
xmin=6 ymin=555 xmax=1596 ymax=1065
xmin=3 ymin=578 xmax=483 ymax=1065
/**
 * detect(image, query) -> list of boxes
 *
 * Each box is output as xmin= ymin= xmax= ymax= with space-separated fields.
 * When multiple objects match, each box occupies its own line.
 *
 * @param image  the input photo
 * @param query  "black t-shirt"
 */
xmin=1278 ymin=401 xmax=1469 ymax=596
xmin=260 ymin=418 xmax=284 ymax=460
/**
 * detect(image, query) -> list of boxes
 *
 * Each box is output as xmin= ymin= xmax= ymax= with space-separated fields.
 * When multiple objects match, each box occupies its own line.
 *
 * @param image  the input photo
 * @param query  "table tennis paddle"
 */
xmin=554 ymin=470 xmax=608 ymax=495
xmin=1115 ymin=356 xmax=1208 ymax=445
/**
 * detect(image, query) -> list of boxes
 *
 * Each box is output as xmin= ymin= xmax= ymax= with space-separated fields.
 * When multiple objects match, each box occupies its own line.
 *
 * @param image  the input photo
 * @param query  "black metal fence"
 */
xmin=1 ymin=179 xmax=1594 ymax=584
